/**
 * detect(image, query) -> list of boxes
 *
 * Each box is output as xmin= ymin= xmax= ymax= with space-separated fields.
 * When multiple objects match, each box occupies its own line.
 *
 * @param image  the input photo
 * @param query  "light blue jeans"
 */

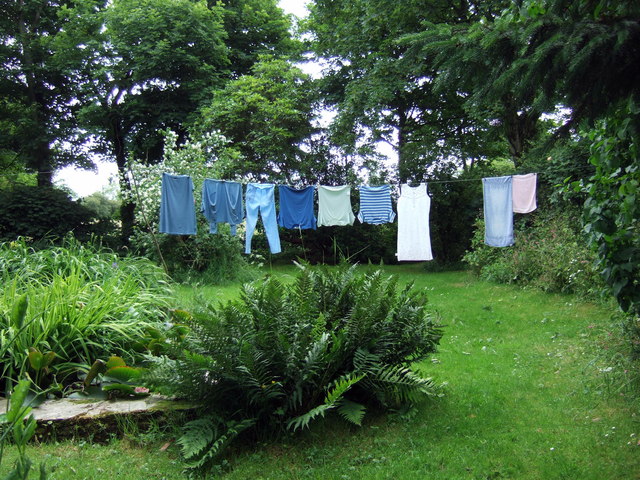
xmin=245 ymin=183 xmax=281 ymax=254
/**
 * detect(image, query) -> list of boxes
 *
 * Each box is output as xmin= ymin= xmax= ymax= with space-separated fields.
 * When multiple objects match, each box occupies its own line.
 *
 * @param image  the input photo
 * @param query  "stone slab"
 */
xmin=0 ymin=395 xmax=193 ymax=421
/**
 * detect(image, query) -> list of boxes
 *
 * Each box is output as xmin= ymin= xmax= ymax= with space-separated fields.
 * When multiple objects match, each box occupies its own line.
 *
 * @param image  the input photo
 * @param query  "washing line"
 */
xmin=0 ymin=169 xmax=564 ymax=186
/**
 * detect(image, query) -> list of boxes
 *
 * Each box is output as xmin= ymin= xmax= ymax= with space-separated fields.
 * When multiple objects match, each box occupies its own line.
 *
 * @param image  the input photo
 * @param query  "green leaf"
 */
xmin=28 ymin=348 xmax=44 ymax=371
xmin=336 ymin=399 xmax=366 ymax=426
xmin=84 ymin=360 xmax=107 ymax=388
xmin=105 ymin=356 xmax=127 ymax=369
xmin=10 ymin=294 xmax=28 ymax=329
xmin=104 ymin=366 xmax=143 ymax=382
xmin=7 ymin=380 xmax=32 ymax=422
xmin=102 ymin=383 xmax=138 ymax=396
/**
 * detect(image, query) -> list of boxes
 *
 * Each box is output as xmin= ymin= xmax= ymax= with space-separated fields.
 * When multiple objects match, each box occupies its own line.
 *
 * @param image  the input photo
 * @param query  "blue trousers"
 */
xmin=245 ymin=183 xmax=281 ymax=254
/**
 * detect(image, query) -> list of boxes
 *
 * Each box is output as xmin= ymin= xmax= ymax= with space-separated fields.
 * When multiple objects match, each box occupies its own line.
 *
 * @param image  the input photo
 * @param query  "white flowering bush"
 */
xmin=124 ymin=130 xmax=254 ymax=283
xmin=122 ymin=129 xmax=238 ymax=230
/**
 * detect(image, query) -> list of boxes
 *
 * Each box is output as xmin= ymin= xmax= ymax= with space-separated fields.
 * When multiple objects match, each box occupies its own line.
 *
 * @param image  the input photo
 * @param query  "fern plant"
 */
xmin=148 ymin=263 xmax=443 ymax=473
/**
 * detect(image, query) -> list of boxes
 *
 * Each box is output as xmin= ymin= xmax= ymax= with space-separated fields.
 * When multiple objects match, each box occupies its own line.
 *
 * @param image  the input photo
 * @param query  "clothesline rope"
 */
xmin=1 ymin=170 xmax=551 ymax=186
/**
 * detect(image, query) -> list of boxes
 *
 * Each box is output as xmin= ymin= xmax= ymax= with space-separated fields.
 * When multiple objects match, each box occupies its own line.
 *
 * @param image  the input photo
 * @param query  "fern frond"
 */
xmin=287 ymin=402 xmax=334 ymax=432
xmin=179 ymin=416 xmax=256 ymax=470
xmin=177 ymin=416 xmax=217 ymax=461
xmin=301 ymin=331 xmax=330 ymax=381
xmin=287 ymin=372 xmax=365 ymax=431
xmin=336 ymin=398 xmax=366 ymax=426
xmin=363 ymin=365 xmax=436 ymax=406
xmin=325 ymin=372 xmax=365 ymax=404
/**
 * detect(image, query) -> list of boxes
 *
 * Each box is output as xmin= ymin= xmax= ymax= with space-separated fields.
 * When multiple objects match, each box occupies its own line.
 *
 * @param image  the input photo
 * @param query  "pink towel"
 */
xmin=512 ymin=173 xmax=537 ymax=213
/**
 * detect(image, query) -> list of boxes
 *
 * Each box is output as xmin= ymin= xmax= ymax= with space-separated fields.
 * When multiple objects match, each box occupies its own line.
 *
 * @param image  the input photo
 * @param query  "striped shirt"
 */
xmin=357 ymin=185 xmax=396 ymax=224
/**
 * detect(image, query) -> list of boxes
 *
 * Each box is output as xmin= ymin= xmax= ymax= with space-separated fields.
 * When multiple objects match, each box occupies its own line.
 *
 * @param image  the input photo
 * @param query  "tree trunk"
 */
xmin=19 ymin=0 xmax=53 ymax=187
xmin=109 ymin=113 xmax=135 ymax=245
xmin=397 ymin=106 xmax=409 ymax=183
xmin=502 ymin=96 xmax=540 ymax=168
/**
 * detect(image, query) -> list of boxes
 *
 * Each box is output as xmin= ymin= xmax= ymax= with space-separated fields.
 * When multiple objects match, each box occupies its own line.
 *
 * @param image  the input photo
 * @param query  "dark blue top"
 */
xmin=159 ymin=173 xmax=197 ymax=235
xmin=201 ymin=179 xmax=244 ymax=235
xmin=277 ymin=186 xmax=317 ymax=230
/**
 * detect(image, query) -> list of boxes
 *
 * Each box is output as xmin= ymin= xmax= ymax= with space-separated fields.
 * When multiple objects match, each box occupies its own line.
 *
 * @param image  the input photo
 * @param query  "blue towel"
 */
xmin=201 ymin=179 xmax=244 ymax=235
xmin=357 ymin=185 xmax=396 ymax=224
xmin=159 ymin=173 xmax=197 ymax=235
xmin=482 ymin=176 xmax=514 ymax=247
xmin=277 ymin=186 xmax=316 ymax=230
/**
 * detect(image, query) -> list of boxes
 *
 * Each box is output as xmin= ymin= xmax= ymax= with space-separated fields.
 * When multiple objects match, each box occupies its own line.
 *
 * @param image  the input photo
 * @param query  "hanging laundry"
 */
xmin=357 ymin=185 xmax=396 ymax=224
xmin=512 ymin=173 xmax=537 ymax=214
xmin=159 ymin=173 xmax=197 ymax=235
xmin=277 ymin=186 xmax=317 ymax=230
xmin=397 ymin=183 xmax=433 ymax=261
xmin=483 ymin=176 xmax=514 ymax=247
xmin=245 ymin=183 xmax=281 ymax=254
xmin=201 ymin=179 xmax=244 ymax=235
xmin=317 ymin=185 xmax=355 ymax=227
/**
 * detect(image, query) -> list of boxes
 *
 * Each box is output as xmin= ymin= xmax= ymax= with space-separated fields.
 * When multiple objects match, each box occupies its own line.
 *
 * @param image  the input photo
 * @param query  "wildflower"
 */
xmin=134 ymin=386 xmax=150 ymax=394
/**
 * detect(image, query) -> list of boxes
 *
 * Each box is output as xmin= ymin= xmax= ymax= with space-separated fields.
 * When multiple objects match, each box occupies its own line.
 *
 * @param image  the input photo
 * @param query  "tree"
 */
xmin=399 ymin=2 xmax=547 ymax=167
xmin=58 ymin=0 xmax=299 ymax=243
xmin=214 ymin=0 xmax=300 ymax=76
xmin=305 ymin=0 xmax=509 ymax=181
xmin=56 ymin=0 xmax=230 ymax=241
xmin=0 ymin=0 xmax=95 ymax=186
xmin=199 ymin=58 xmax=317 ymax=182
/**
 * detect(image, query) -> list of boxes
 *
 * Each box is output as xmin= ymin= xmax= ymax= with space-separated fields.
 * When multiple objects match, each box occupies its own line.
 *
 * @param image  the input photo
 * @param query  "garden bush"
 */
xmin=464 ymin=212 xmax=605 ymax=299
xmin=125 ymin=129 xmax=256 ymax=283
xmin=131 ymin=224 xmax=257 ymax=285
xmin=0 ymin=185 xmax=118 ymax=247
xmin=147 ymin=263 xmax=443 ymax=472
xmin=0 ymin=238 xmax=174 ymax=393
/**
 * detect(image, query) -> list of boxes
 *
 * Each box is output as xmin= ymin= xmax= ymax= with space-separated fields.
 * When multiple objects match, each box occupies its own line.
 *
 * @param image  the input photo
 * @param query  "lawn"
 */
xmin=5 ymin=264 xmax=638 ymax=479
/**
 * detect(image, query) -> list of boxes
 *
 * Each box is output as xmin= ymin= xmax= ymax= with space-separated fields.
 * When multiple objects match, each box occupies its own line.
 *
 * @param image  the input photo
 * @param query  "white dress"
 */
xmin=397 ymin=183 xmax=433 ymax=261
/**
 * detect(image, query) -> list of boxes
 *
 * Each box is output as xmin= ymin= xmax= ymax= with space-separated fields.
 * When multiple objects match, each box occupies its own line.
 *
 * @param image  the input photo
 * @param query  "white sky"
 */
xmin=55 ymin=0 xmax=312 ymax=198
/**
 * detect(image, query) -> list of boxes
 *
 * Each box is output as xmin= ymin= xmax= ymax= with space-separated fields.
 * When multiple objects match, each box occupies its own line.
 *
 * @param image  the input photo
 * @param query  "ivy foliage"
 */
xmin=147 ymin=263 xmax=443 ymax=472
xmin=579 ymin=104 xmax=640 ymax=318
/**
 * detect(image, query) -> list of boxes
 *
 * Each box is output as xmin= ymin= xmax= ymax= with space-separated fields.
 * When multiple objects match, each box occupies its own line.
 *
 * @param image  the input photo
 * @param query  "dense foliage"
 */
xmin=147 ymin=263 xmax=443 ymax=471
xmin=579 ymin=106 xmax=640 ymax=353
xmin=464 ymin=213 xmax=604 ymax=300
xmin=0 ymin=185 xmax=114 ymax=246
xmin=0 ymin=239 xmax=173 ymax=393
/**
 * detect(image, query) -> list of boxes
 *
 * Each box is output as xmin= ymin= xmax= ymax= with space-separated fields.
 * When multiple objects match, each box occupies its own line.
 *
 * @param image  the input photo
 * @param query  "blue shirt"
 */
xmin=357 ymin=185 xmax=396 ymax=224
xmin=277 ymin=186 xmax=317 ymax=230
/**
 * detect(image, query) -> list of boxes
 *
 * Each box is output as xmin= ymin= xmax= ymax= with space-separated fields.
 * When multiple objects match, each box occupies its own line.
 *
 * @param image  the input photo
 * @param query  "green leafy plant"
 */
xmin=70 ymin=356 xmax=150 ymax=400
xmin=0 ymin=238 xmax=173 ymax=392
xmin=147 ymin=263 xmax=443 ymax=473
xmin=0 ymin=380 xmax=49 ymax=480
xmin=0 ymin=185 xmax=111 ymax=246
xmin=464 ymin=213 xmax=605 ymax=299
xmin=576 ymin=104 xmax=640 ymax=356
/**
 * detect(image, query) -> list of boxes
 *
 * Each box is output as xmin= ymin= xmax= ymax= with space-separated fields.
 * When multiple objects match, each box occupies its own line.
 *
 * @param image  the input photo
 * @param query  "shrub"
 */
xmin=131 ymin=224 xmax=257 ymax=284
xmin=464 ymin=212 xmax=605 ymax=299
xmin=0 ymin=185 xmax=117 ymax=246
xmin=147 ymin=263 xmax=443 ymax=472
xmin=0 ymin=238 xmax=174 ymax=393
xmin=125 ymin=129 xmax=255 ymax=283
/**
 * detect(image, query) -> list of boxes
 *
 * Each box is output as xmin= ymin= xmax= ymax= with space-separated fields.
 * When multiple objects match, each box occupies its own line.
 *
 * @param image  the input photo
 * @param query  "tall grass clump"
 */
xmin=464 ymin=212 xmax=605 ymax=300
xmin=147 ymin=263 xmax=443 ymax=473
xmin=0 ymin=238 xmax=173 ymax=393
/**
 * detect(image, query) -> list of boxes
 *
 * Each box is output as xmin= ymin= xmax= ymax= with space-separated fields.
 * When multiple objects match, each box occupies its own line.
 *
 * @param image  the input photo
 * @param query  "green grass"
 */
xmin=4 ymin=264 xmax=638 ymax=479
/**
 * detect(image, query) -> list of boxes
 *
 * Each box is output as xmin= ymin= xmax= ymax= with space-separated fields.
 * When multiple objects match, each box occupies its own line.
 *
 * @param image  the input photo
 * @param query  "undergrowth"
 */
xmin=0 ymin=237 xmax=173 ymax=393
